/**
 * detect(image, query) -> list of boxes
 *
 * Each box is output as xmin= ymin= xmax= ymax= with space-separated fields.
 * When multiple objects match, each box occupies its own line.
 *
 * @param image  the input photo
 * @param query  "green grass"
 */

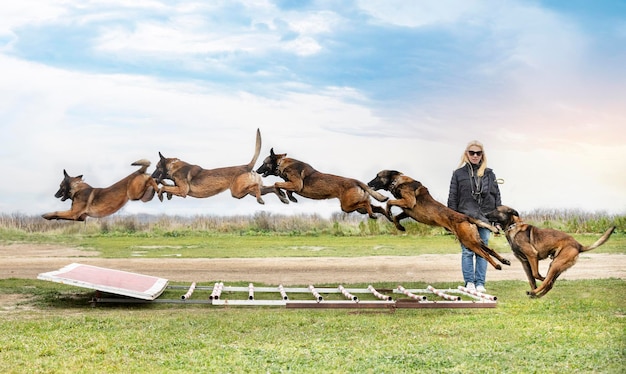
xmin=1 ymin=278 xmax=624 ymax=373
xmin=2 ymin=231 xmax=624 ymax=258
xmin=1 ymin=226 xmax=624 ymax=373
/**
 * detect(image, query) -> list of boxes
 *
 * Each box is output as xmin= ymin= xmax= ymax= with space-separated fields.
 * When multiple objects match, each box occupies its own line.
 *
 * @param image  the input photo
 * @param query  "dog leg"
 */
xmin=139 ymin=178 xmax=159 ymax=202
xmin=530 ymin=247 xmax=578 ymax=298
xmin=158 ymin=178 xmax=191 ymax=201
xmin=471 ymin=218 xmax=499 ymax=233
xmin=352 ymin=204 xmax=378 ymax=219
xmin=458 ymin=222 xmax=510 ymax=267
xmin=386 ymin=198 xmax=414 ymax=211
xmin=528 ymin=263 xmax=560 ymax=298
xmin=273 ymin=180 xmax=302 ymax=203
xmin=516 ymin=254 xmax=538 ymax=291
xmin=260 ymin=185 xmax=289 ymax=204
xmin=516 ymin=242 xmax=545 ymax=281
xmin=140 ymin=187 xmax=155 ymax=202
xmin=526 ymin=255 xmax=545 ymax=281
xmin=385 ymin=204 xmax=393 ymax=221
xmin=230 ymin=183 xmax=266 ymax=204
xmin=357 ymin=203 xmax=388 ymax=220
xmin=366 ymin=205 xmax=377 ymax=219
xmin=385 ymin=198 xmax=417 ymax=226
xmin=286 ymin=191 xmax=298 ymax=202
xmin=478 ymin=244 xmax=511 ymax=266
xmin=371 ymin=204 xmax=392 ymax=221
xmin=472 ymin=247 xmax=502 ymax=270
xmin=391 ymin=211 xmax=409 ymax=231
xmin=251 ymin=190 xmax=265 ymax=204
xmin=42 ymin=210 xmax=87 ymax=221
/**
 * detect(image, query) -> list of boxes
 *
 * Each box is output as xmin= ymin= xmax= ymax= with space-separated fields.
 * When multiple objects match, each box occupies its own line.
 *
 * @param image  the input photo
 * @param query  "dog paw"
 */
xmin=494 ymin=264 xmax=502 ymax=270
xmin=527 ymin=291 xmax=540 ymax=298
xmin=257 ymin=198 xmax=265 ymax=205
xmin=502 ymin=258 xmax=511 ymax=266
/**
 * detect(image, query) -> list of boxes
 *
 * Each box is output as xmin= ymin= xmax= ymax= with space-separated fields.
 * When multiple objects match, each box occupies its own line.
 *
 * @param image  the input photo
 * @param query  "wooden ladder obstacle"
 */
xmin=93 ymin=283 xmax=497 ymax=309
xmin=37 ymin=263 xmax=497 ymax=309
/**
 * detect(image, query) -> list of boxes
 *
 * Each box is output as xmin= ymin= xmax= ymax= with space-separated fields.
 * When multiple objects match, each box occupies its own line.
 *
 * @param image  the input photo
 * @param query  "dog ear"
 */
xmin=386 ymin=170 xmax=402 ymax=179
xmin=63 ymin=169 xmax=69 ymax=178
xmin=158 ymin=152 xmax=165 ymax=160
xmin=270 ymin=148 xmax=275 ymax=156
xmin=511 ymin=209 xmax=520 ymax=217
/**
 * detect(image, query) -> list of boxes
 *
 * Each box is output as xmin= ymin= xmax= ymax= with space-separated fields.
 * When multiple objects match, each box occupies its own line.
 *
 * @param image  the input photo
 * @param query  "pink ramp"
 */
xmin=37 ymin=263 xmax=168 ymax=300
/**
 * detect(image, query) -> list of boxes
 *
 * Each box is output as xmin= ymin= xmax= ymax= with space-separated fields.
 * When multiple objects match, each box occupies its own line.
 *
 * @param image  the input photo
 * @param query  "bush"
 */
xmin=0 ymin=209 xmax=624 ymax=237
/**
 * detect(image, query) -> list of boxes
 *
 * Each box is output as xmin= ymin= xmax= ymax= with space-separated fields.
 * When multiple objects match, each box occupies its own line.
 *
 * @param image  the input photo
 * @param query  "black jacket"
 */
xmin=447 ymin=163 xmax=501 ymax=223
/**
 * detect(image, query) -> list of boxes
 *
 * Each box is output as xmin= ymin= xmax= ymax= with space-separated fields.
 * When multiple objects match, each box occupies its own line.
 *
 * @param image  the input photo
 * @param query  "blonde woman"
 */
xmin=447 ymin=140 xmax=502 ymax=293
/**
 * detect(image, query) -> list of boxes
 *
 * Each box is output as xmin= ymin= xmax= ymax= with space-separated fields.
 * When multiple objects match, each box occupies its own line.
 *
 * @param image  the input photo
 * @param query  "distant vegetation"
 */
xmin=1 ymin=209 xmax=624 ymax=237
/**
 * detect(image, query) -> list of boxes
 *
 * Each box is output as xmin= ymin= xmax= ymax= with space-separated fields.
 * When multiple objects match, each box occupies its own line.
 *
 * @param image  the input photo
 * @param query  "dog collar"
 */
xmin=505 ymin=223 xmax=517 ymax=232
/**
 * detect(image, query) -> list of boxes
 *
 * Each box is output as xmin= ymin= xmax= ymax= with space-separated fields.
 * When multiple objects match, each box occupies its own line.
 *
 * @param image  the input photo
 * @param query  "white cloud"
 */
xmin=0 ymin=0 xmax=625 ymax=218
xmin=0 ymin=1 xmax=67 ymax=37
xmin=357 ymin=0 xmax=486 ymax=28
xmin=93 ymin=4 xmax=340 ymax=58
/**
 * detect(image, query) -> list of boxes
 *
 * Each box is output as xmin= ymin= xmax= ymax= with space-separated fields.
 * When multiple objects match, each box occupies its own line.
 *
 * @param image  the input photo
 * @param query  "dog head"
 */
xmin=152 ymin=152 xmax=177 ymax=183
xmin=256 ymin=148 xmax=285 ymax=177
xmin=485 ymin=205 xmax=521 ymax=229
xmin=54 ymin=170 xmax=83 ymax=201
xmin=368 ymin=170 xmax=403 ymax=191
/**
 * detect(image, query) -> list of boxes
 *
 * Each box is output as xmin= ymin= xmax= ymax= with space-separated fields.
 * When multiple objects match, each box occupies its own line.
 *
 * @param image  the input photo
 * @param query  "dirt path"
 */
xmin=1 ymin=244 xmax=625 ymax=285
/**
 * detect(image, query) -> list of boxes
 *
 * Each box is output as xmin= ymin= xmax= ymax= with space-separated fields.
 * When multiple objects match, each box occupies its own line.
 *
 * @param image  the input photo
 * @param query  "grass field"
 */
xmin=2 ymin=229 xmax=625 ymax=258
xmin=1 ymin=278 xmax=624 ymax=373
xmin=1 ymin=217 xmax=625 ymax=373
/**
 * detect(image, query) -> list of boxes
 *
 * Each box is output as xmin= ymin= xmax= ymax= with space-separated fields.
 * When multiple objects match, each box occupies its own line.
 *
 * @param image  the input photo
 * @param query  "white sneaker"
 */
xmin=476 ymin=285 xmax=487 ymax=293
xmin=466 ymin=282 xmax=476 ymax=291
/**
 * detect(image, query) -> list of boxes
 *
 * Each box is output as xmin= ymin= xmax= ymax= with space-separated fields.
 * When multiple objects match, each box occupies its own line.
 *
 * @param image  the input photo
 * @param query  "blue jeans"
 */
xmin=461 ymin=227 xmax=491 ymax=286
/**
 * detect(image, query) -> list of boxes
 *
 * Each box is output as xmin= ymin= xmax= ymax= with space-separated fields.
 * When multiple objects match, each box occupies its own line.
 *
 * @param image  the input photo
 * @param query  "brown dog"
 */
xmin=368 ymin=170 xmax=511 ymax=270
xmin=486 ymin=205 xmax=615 ymax=297
xmin=256 ymin=148 xmax=390 ymax=219
xmin=151 ymin=129 xmax=288 ymax=205
xmin=42 ymin=160 xmax=158 ymax=221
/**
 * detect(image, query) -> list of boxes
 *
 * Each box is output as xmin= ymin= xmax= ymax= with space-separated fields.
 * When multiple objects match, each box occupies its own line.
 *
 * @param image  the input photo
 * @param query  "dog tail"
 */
xmin=247 ymin=128 xmax=262 ymax=171
xmin=358 ymin=182 xmax=388 ymax=202
xmin=131 ymin=159 xmax=151 ymax=173
xmin=581 ymin=226 xmax=616 ymax=252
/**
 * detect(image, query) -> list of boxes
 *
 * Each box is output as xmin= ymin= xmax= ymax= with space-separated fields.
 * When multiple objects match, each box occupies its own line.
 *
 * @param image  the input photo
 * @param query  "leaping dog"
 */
xmin=487 ymin=205 xmax=615 ymax=297
xmin=256 ymin=148 xmax=390 ymax=219
xmin=151 ymin=129 xmax=288 ymax=205
xmin=368 ymin=170 xmax=510 ymax=270
xmin=42 ymin=160 xmax=158 ymax=221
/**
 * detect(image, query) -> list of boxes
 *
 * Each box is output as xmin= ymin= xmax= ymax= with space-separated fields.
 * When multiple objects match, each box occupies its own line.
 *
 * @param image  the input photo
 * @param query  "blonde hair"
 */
xmin=457 ymin=140 xmax=488 ymax=177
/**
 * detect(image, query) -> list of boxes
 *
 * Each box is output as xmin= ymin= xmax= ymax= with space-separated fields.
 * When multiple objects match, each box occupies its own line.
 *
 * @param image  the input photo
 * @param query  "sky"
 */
xmin=1 ymin=0 xmax=625 ymax=220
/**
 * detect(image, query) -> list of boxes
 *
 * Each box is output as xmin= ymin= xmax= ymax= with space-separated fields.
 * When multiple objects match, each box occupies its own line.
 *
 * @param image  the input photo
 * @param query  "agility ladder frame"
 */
xmin=91 ymin=283 xmax=497 ymax=309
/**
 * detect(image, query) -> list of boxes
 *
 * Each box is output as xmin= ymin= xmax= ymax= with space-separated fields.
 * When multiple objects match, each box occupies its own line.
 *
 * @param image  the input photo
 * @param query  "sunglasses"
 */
xmin=467 ymin=150 xmax=483 ymax=156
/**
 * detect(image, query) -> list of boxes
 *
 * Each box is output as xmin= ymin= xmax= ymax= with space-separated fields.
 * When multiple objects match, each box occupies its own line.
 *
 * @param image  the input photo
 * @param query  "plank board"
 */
xmin=37 ymin=263 xmax=168 ymax=300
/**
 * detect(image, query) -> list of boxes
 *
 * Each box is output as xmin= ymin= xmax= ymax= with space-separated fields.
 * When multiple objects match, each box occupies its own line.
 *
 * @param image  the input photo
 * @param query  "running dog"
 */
xmin=151 ymin=129 xmax=288 ymax=204
xmin=486 ymin=205 xmax=616 ymax=297
xmin=42 ymin=160 xmax=158 ymax=221
xmin=256 ymin=148 xmax=390 ymax=219
xmin=368 ymin=170 xmax=511 ymax=270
